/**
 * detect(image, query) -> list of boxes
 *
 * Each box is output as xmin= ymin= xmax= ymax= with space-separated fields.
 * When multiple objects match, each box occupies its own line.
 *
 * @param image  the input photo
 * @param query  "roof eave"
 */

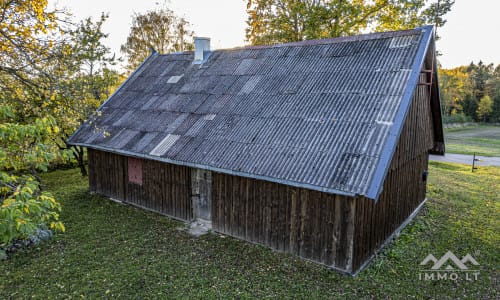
xmin=72 ymin=143 xmax=358 ymax=198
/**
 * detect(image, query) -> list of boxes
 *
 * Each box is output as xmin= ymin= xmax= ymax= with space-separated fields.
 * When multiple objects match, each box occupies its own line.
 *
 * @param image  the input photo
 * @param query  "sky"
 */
xmin=49 ymin=0 xmax=499 ymax=69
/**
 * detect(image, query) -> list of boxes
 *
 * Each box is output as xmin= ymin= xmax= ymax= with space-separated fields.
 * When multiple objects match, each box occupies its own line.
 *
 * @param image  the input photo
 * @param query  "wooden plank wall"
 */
xmin=88 ymin=148 xmax=127 ymax=200
xmin=88 ymin=149 xmax=193 ymax=221
xmin=352 ymin=77 xmax=434 ymax=272
xmin=212 ymin=175 xmax=356 ymax=273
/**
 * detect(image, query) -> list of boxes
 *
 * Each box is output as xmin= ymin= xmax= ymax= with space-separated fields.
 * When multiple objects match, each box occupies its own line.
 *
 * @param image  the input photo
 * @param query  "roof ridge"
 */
xmin=160 ymin=27 xmax=427 ymax=57
xmin=227 ymin=28 xmax=424 ymax=51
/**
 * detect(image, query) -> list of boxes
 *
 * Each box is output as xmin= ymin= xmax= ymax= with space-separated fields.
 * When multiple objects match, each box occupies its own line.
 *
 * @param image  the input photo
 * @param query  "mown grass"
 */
xmin=444 ymin=125 xmax=500 ymax=156
xmin=0 ymin=163 xmax=498 ymax=299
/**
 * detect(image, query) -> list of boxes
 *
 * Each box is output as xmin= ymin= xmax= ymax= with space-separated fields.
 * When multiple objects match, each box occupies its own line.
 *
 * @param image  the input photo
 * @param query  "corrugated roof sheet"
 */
xmin=68 ymin=26 xmax=442 ymax=200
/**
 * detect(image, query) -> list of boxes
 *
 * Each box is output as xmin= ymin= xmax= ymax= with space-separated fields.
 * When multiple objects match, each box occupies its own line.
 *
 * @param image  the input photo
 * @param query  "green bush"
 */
xmin=442 ymin=113 xmax=473 ymax=124
xmin=0 ymin=173 xmax=65 ymax=248
xmin=0 ymin=106 xmax=65 ymax=254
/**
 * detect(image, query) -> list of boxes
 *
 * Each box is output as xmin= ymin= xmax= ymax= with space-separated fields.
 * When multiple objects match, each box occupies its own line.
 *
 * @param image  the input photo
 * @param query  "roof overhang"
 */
xmin=365 ymin=25 xmax=441 ymax=201
xmin=73 ymin=143 xmax=358 ymax=198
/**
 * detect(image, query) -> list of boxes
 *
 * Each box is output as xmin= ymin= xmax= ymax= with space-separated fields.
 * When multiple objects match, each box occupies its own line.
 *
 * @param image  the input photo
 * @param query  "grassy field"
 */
xmin=444 ymin=125 xmax=500 ymax=157
xmin=0 ymin=163 xmax=498 ymax=299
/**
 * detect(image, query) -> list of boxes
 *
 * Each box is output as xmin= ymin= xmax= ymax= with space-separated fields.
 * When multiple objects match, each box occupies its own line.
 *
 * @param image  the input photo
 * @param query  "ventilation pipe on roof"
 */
xmin=194 ymin=37 xmax=211 ymax=63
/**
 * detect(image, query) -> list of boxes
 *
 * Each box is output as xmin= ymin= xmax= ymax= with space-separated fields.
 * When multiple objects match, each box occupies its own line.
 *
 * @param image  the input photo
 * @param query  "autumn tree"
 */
xmin=0 ymin=0 xmax=65 ymax=169
xmin=245 ymin=0 xmax=454 ymax=45
xmin=438 ymin=66 xmax=472 ymax=115
xmin=439 ymin=62 xmax=500 ymax=123
xmin=0 ymin=0 xmax=65 ymax=256
xmin=477 ymin=95 xmax=493 ymax=122
xmin=462 ymin=61 xmax=496 ymax=122
xmin=0 ymin=0 xmax=57 ymax=74
xmin=121 ymin=8 xmax=194 ymax=71
xmin=1 ymin=2 xmax=121 ymax=255
xmin=0 ymin=0 xmax=62 ymax=119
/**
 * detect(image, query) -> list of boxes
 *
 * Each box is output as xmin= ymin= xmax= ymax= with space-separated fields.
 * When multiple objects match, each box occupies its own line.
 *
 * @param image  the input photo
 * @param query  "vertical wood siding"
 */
xmin=88 ymin=149 xmax=192 ymax=221
xmin=211 ymin=175 xmax=356 ymax=272
xmin=88 ymin=149 xmax=127 ymax=200
xmin=352 ymin=79 xmax=434 ymax=272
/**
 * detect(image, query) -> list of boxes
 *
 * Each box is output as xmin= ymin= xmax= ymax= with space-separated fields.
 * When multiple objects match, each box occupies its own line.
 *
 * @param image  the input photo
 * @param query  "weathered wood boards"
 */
xmin=88 ymin=149 xmax=192 ymax=221
xmin=211 ymin=173 xmax=356 ymax=272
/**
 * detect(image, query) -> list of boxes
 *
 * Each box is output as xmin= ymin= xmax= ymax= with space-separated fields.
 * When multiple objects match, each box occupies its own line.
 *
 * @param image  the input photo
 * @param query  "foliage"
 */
xmin=120 ymin=7 xmax=194 ymax=72
xmin=0 ymin=106 xmax=59 ymax=172
xmin=0 ymin=106 xmax=64 ymax=249
xmin=477 ymin=95 xmax=493 ymax=122
xmin=0 ymin=0 xmax=63 ymax=159
xmin=1 ymin=1 xmax=122 ymax=175
xmin=0 ymin=0 xmax=58 ymax=85
xmin=468 ymin=61 xmax=494 ymax=100
xmin=0 ymin=174 xmax=64 ymax=246
xmin=441 ymin=112 xmax=472 ymax=124
xmin=440 ymin=62 xmax=500 ymax=123
xmin=0 ymin=165 xmax=497 ymax=298
xmin=48 ymin=13 xmax=122 ymax=175
xmin=438 ymin=66 xmax=472 ymax=116
xmin=0 ymin=1 xmax=73 ymax=252
xmin=245 ymin=0 xmax=454 ymax=45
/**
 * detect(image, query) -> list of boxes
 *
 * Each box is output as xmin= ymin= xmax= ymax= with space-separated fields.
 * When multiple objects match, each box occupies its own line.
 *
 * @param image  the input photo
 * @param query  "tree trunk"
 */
xmin=75 ymin=146 xmax=87 ymax=176
xmin=30 ymin=166 xmax=43 ymax=191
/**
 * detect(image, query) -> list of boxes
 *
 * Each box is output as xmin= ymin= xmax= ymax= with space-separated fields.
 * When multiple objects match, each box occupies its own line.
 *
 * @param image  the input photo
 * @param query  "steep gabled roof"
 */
xmin=68 ymin=25 xmax=443 ymax=201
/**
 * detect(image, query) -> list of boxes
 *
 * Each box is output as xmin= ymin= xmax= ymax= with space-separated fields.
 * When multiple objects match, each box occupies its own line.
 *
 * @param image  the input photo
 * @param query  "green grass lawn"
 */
xmin=444 ymin=125 xmax=500 ymax=156
xmin=1 ymin=163 xmax=499 ymax=299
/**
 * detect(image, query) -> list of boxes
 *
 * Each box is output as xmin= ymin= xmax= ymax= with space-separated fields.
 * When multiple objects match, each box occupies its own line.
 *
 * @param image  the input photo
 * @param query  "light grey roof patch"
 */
xmin=167 ymin=75 xmax=184 ymax=83
xmin=150 ymin=134 xmax=180 ymax=156
xmin=68 ymin=26 xmax=443 ymax=200
xmin=389 ymin=35 xmax=414 ymax=48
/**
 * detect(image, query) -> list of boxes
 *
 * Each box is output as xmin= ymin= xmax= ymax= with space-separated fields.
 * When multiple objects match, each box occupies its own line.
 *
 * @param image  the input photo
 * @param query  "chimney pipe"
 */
xmin=194 ymin=37 xmax=211 ymax=63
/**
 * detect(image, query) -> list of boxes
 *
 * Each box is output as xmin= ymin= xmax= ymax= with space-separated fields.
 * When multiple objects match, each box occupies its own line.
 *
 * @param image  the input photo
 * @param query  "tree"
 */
xmin=486 ymin=65 xmax=500 ymax=122
xmin=492 ymin=95 xmax=500 ymax=123
xmin=121 ymin=8 xmax=194 ymax=71
xmin=49 ymin=14 xmax=122 ymax=176
xmin=375 ymin=0 xmax=454 ymax=32
xmin=0 ymin=2 xmax=67 ymax=252
xmin=2 ymin=5 xmax=121 ymax=176
xmin=438 ymin=66 xmax=472 ymax=115
xmin=477 ymin=95 xmax=493 ymax=122
xmin=461 ymin=94 xmax=478 ymax=121
xmin=0 ymin=0 xmax=66 ymax=171
xmin=0 ymin=0 xmax=64 ymax=104
xmin=245 ymin=0 xmax=454 ymax=45
xmin=467 ymin=61 xmax=494 ymax=101
xmin=0 ymin=0 xmax=125 ymax=255
xmin=439 ymin=62 xmax=500 ymax=123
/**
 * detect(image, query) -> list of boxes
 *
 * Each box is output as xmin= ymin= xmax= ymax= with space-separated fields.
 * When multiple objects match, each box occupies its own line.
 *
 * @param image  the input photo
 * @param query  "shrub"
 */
xmin=0 ymin=106 xmax=65 ymax=256
xmin=442 ymin=113 xmax=473 ymax=124
xmin=0 ymin=173 xmax=65 ymax=249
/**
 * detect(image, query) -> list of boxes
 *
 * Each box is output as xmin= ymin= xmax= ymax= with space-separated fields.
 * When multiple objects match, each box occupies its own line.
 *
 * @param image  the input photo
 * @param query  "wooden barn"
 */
xmin=68 ymin=25 xmax=444 ymax=275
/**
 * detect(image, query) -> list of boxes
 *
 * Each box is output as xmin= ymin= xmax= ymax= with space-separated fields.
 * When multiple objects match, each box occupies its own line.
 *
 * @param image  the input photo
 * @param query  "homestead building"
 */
xmin=68 ymin=25 xmax=444 ymax=275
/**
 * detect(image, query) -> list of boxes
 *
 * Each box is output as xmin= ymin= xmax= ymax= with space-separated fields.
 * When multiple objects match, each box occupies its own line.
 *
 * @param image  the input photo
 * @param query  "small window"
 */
xmin=128 ymin=157 xmax=143 ymax=185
